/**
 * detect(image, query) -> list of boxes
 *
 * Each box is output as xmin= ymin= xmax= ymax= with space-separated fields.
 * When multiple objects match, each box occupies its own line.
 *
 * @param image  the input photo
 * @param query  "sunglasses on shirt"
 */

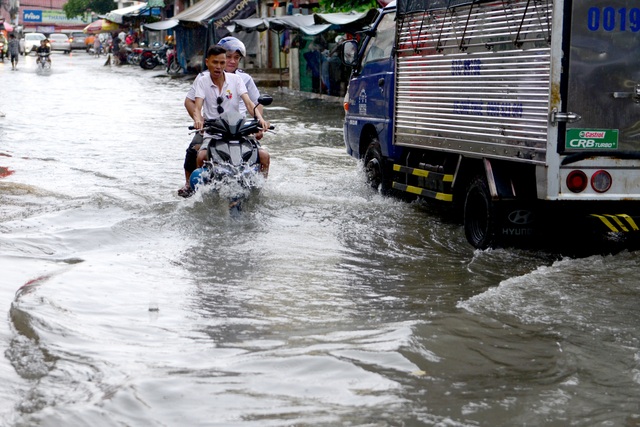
xmin=217 ymin=96 xmax=224 ymax=114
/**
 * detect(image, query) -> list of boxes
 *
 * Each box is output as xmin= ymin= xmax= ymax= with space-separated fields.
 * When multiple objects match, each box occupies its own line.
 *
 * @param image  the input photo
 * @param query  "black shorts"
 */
xmin=183 ymin=132 xmax=203 ymax=172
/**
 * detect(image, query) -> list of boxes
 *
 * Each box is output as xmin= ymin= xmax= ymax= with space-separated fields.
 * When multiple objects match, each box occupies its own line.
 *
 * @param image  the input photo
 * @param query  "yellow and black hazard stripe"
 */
xmin=591 ymin=214 xmax=640 ymax=233
xmin=392 ymin=164 xmax=454 ymax=202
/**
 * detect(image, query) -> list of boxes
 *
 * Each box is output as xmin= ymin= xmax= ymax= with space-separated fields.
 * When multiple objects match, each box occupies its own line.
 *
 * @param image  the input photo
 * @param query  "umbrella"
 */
xmin=83 ymin=19 xmax=120 ymax=34
xmin=0 ymin=21 xmax=13 ymax=32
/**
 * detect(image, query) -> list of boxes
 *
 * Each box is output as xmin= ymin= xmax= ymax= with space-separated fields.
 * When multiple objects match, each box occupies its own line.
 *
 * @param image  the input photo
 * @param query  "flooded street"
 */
xmin=2 ymin=52 xmax=640 ymax=426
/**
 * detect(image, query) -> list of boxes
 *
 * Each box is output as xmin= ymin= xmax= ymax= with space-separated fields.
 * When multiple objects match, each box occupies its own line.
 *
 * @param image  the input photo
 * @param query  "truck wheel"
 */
xmin=363 ymin=141 xmax=387 ymax=192
xmin=464 ymin=176 xmax=498 ymax=249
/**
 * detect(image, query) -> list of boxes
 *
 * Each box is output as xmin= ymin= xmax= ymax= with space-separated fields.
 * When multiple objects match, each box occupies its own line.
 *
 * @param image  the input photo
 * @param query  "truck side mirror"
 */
xmin=340 ymin=40 xmax=359 ymax=67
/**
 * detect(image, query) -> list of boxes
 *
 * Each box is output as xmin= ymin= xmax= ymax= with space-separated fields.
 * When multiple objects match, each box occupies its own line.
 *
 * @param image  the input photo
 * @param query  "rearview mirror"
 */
xmin=257 ymin=95 xmax=273 ymax=106
xmin=340 ymin=40 xmax=359 ymax=67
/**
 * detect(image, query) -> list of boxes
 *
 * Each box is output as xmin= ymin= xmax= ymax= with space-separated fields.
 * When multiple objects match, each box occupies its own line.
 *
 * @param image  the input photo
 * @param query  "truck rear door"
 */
xmin=564 ymin=0 xmax=640 ymax=154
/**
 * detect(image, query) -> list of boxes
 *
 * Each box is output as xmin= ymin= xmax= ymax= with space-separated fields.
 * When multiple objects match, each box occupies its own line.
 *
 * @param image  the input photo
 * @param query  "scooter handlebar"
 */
xmin=188 ymin=123 xmax=275 ymax=131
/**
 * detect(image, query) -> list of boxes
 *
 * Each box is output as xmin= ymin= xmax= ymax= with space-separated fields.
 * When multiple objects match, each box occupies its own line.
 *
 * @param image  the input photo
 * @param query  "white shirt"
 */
xmin=193 ymin=72 xmax=248 ymax=120
xmin=187 ymin=69 xmax=259 ymax=116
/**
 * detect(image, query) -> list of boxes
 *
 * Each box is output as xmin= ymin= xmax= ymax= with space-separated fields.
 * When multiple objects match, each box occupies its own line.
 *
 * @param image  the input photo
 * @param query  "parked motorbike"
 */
xmin=188 ymin=95 xmax=273 ymax=214
xmin=139 ymin=44 xmax=169 ymax=70
xmin=166 ymin=45 xmax=181 ymax=75
xmin=127 ymin=46 xmax=143 ymax=65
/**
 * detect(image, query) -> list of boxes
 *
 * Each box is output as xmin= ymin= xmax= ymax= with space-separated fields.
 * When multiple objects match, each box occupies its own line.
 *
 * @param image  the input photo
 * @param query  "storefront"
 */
xmin=231 ymin=9 xmax=377 ymax=96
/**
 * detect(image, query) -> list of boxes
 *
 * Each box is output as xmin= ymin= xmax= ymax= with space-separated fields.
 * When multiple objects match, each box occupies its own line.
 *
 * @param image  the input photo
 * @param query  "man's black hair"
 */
xmin=206 ymin=45 xmax=226 ymax=58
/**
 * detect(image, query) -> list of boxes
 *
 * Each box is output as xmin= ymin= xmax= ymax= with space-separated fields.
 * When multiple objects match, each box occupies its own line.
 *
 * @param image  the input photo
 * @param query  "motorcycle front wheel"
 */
xmin=168 ymin=58 xmax=182 ymax=75
xmin=140 ymin=56 xmax=158 ymax=70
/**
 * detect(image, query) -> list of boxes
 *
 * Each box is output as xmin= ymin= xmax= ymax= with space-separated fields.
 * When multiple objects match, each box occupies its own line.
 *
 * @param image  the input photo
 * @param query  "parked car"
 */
xmin=68 ymin=32 xmax=87 ymax=51
xmin=20 ymin=32 xmax=46 ymax=55
xmin=48 ymin=33 xmax=71 ymax=53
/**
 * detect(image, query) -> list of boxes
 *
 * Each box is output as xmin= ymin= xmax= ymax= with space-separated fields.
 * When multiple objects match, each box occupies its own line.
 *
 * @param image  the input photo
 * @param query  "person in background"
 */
xmin=111 ymin=33 xmax=121 ymax=64
xmin=178 ymin=37 xmax=271 ymax=197
xmin=93 ymin=34 xmax=101 ymax=56
xmin=0 ymin=32 xmax=8 ymax=62
xmin=8 ymin=33 xmax=19 ymax=71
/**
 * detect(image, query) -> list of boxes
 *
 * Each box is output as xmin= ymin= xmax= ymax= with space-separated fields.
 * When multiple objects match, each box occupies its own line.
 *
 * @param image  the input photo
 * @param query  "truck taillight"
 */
xmin=567 ymin=170 xmax=588 ymax=193
xmin=343 ymin=102 xmax=349 ymax=112
xmin=591 ymin=170 xmax=612 ymax=193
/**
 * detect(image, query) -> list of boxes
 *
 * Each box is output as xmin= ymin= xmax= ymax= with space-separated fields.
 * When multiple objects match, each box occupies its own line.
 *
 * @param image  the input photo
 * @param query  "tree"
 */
xmin=63 ymin=0 xmax=114 ymax=19
xmin=317 ymin=0 xmax=379 ymax=13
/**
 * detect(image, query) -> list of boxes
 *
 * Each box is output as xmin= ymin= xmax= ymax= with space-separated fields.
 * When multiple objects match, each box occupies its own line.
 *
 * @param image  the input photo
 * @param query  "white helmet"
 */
xmin=218 ymin=36 xmax=246 ymax=57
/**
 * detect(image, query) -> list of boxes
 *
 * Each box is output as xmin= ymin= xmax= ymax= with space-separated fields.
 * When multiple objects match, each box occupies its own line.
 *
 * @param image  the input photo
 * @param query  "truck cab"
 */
xmin=342 ymin=2 xmax=399 ymax=190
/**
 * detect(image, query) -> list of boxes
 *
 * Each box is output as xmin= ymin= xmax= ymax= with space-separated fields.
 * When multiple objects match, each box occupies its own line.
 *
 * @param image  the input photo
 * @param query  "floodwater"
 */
xmin=1 ymin=52 xmax=640 ymax=427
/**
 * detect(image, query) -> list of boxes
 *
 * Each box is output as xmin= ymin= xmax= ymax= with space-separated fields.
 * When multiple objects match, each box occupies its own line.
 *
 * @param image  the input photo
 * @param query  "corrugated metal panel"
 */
xmin=395 ymin=0 xmax=553 ymax=164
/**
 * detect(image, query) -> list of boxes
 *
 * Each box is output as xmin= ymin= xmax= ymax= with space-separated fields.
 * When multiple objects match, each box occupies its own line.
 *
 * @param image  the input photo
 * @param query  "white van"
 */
xmin=20 ymin=32 xmax=46 ymax=55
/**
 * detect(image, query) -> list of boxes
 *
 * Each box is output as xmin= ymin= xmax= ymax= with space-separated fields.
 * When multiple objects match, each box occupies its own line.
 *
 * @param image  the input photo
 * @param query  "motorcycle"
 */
xmin=139 ymin=43 xmax=169 ymax=70
xmin=36 ymin=52 xmax=51 ymax=71
xmin=127 ymin=46 xmax=143 ymax=65
xmin=166 ymin=45 xmax=181 ymax=75
xmin=188 ymin=95 xmax=274 ymax=214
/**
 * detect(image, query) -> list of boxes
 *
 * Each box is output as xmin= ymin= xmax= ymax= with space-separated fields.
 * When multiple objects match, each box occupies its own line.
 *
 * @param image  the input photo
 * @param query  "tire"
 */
xmin=140 ymin=56 xmax=157 ymax=70
xmin=464 ymin=176 xmax=498 ymax=249
xmin=168 ymin=58 xmax=181 ymax=75
xmin=363 ymin=140 xmax=388 ymax=193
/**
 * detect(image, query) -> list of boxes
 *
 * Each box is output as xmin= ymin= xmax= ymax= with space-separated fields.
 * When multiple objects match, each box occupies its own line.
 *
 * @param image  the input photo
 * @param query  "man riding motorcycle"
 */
xmin=36 ymin=39 xmax=51 ymax=66
xmin=178 ymin=37 xmax=270 ymax=198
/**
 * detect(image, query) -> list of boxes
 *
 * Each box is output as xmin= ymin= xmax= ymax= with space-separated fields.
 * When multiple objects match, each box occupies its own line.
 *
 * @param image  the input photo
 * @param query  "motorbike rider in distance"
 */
xmin=192 ymin=45 xmax=269 ymax=171
xmin=179 ymin=37 xmax=270 ymax=197
xmin=36 ymin=39 xmax=51 ymax=66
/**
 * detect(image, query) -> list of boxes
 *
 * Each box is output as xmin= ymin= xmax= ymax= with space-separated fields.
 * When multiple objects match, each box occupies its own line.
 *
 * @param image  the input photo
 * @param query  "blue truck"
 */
xmin=341 ymin=0 xmax=640 ymax=251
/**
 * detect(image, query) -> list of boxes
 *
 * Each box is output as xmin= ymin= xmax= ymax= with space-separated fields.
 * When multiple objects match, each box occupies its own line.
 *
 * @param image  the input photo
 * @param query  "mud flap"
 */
xmin=493 ymin=201 xmax=539 ymax=247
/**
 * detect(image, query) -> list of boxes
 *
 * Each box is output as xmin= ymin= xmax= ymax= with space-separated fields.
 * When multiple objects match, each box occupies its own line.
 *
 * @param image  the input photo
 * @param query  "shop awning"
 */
xmin=269 ymin=15 xmax=320 ymax=33
xmin=313 ymin=9 xmax=380 ymax=31
xmin=173 ymin=0 xmax=227 ymax=23
xmin=143 ymin=19 xmax=179 ymax=31
xmin=228 ymin=17 xmax=269 ymax=33
xmin=269 ymin=14 xmax=331 ymax=35
xmin=230 ymin=15 xmax=331 ymax=35
xmin=230 ymin=9 xmax=377 ymax=36
xmin=106 ymin=3 xmax=149 ymax=24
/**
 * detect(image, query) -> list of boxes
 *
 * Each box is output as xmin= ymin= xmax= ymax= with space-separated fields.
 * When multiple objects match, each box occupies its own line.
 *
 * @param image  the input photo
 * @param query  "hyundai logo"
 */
xmin=508 ymin=210 xmax=533 ymax=225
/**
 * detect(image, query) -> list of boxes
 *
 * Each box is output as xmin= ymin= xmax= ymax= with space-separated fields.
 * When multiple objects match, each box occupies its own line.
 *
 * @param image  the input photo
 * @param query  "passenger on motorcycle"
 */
xmin=179 ymin=38 xmax=270 ymax=197
xmin=191 ymin=45 xmax=269 ymax=172
xmin=36 ymin=40 xmax=51 ymax=65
